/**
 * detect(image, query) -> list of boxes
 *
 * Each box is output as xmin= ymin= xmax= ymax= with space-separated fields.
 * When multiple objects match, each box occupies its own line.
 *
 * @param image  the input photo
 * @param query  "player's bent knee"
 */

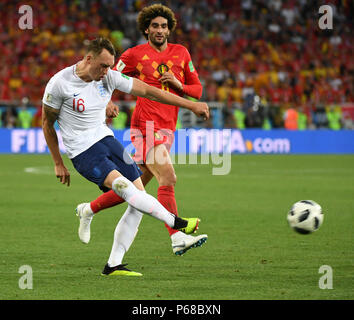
xmin=104 ymin=169 xmax=122 ymax=189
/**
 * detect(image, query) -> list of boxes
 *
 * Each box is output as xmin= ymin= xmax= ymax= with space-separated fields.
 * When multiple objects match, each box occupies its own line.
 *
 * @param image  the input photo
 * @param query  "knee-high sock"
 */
xmin=158 ymin=186 xmax=179 ymax=236
xmin=112 ymin=176 xmax=175 ymax=228
xmin=108 ymin=205 xmax=143 ymax=267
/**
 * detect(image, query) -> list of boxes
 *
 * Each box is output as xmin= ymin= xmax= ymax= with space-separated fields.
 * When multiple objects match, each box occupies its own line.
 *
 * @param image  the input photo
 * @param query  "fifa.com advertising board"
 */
xmin=2 ymin=128 xmax=354 ymax=155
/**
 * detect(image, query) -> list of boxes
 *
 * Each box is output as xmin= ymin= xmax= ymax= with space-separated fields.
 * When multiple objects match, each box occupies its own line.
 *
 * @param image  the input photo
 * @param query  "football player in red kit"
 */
xmin=78 ymin=4 xmax=208 ymax=255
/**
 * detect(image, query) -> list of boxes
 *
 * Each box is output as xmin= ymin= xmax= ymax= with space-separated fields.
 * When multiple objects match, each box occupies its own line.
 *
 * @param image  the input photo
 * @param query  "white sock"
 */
xmin=112 ymin=176 xmax=175 ymax=228
xmin=108 ymin=205 xmax=143 ymax=267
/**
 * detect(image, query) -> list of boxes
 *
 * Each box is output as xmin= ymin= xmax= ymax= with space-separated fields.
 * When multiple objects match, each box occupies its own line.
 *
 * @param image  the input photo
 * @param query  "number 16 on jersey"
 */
xmin=73 ymin=98 xmax=85 ymax=112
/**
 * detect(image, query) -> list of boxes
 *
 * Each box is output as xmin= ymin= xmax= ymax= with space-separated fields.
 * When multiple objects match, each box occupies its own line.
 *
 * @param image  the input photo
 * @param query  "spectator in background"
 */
xmin=326 ymin=105 xmax=342 ymax=130
xmin=234 ymin=105 xmax=246 ymax=130
xmin=284 ymin=106 xmax=298 ymax=130
xmin=261 ymin=97 xmax=272 ymax=130
xmin=31 ymin=106 xmax=43 ymax=128
xmin=342 ymin=112 xmax=354 ymax=130
xmin=18 ymin=107 xmax=33 ymax=129
xmin=245 ymin=95 xmax=265 ymax=128
xmin=17 ymin=98 xmax=33 ymax=129
xmin=297 ymin=106 xmax=308 ymax=130
xmin=1 ymin=107 xmax=17 ymax=128
xmin=312 ymin=101 xmax=329 ymax=129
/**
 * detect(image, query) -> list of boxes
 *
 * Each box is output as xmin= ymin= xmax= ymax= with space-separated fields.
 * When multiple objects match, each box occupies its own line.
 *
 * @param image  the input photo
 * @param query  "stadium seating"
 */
xmin=1 ymin=0 xmax=353 ymax=129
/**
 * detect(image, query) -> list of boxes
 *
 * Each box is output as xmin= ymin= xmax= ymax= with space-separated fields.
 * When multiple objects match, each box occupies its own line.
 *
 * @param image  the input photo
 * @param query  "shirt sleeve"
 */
xmin=107 ymin=69 xmax=134 ymax=94
xmin=182 ymin=50 xmax=203 ymax=99
xmin=42 ymin=76 xmax=64 ymax=109
xmin=113 ymin=48 xmax=137 ymax=77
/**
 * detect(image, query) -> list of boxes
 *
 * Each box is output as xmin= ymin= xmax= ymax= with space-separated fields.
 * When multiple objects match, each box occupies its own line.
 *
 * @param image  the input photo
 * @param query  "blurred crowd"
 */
xmin=0 ymin=0 xmax=353 ymax=130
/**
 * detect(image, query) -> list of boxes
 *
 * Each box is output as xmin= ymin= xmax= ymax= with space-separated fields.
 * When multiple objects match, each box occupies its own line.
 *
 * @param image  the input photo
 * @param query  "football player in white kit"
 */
xmin=42 ymin=37 xmax=209 ymax=276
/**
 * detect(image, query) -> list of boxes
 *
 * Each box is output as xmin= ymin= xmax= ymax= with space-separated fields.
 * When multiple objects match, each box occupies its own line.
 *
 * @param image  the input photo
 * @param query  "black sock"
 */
xmin=173 ymin=216 xmax=188 ymax=229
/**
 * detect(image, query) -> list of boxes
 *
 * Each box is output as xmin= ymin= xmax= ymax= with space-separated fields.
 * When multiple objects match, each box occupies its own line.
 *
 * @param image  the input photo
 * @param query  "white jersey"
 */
xmin=42 ymin=64 xmax=133 ymax=158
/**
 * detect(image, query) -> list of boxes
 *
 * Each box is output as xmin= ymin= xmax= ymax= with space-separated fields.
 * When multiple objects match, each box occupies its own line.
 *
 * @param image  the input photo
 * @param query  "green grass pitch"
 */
xmin=0 ymin=154 xmax=353 ymax=300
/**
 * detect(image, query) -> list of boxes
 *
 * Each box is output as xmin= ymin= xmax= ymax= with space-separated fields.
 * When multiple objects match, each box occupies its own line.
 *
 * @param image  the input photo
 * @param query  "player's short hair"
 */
xmin=86 ymin=37 xmax=116 ymax=57
xmin=137 ymin=4 xmax=177 ymax=39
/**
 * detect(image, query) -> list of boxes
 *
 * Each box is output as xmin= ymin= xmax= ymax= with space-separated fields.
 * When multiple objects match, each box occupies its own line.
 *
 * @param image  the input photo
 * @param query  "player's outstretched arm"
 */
xmin=130 ymin=78 xmax=209 ymax=120
xmin=42 ymin=104 xmax=70 ymax=186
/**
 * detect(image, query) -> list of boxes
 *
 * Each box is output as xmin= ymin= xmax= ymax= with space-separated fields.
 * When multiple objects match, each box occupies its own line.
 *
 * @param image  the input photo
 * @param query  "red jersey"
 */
xmin=113 ymin=42 xmax=202 ymax=131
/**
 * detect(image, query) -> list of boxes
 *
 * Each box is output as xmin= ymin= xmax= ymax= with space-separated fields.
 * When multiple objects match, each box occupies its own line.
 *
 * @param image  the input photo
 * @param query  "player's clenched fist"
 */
xmin=192 ymin=102 xmax=209 ymax=120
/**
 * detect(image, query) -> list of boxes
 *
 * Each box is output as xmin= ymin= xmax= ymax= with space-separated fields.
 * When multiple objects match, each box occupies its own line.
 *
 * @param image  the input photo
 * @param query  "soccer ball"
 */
xmin=287 ymin=200 xmax=324 ymax=234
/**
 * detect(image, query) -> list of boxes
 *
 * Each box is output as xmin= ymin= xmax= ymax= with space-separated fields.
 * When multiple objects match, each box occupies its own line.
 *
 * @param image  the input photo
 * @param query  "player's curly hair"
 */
xmin=137 ymin=4 xmax=177 ymax=39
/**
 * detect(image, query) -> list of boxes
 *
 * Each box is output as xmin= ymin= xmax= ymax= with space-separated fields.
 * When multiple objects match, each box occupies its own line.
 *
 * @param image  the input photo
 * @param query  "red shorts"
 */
xmin=130 ymin=124 xmax=175 ymax=164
